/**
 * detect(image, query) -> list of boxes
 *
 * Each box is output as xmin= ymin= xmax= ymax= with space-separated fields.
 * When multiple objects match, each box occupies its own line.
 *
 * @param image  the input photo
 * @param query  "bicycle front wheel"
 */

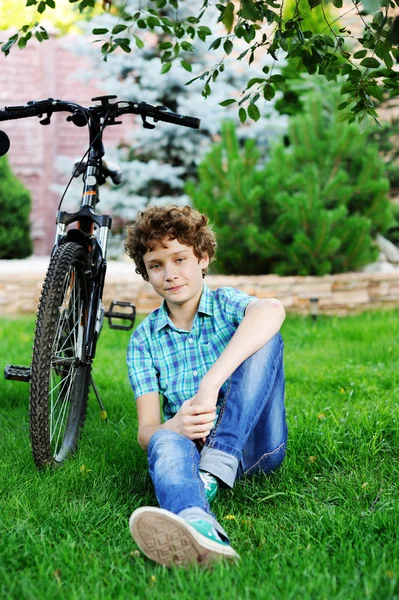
xmin=30 ymin=242 xmax=92 ymax=467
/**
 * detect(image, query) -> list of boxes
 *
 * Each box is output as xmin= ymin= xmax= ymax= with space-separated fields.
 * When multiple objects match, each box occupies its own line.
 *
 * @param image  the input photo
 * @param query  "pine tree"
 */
xmin=187 ymin=95 xmax=393 ymax=276
xmin=0 ymin=156 xmax=32 ymax=259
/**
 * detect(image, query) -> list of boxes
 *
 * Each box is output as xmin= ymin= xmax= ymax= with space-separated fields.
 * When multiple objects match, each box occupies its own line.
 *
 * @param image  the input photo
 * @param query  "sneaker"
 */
xmin=129 ymin=507 xmax=239 ymax=567
xmin=200 ymin=470 xmax=219 ymax=503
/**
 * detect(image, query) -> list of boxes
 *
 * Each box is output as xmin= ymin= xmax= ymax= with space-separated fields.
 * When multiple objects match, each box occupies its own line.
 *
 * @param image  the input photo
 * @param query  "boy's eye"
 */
xmin=149 ymin=264 xmax=160 ymax=269
xmin=176 ymin=257 xmax=185 ymax=263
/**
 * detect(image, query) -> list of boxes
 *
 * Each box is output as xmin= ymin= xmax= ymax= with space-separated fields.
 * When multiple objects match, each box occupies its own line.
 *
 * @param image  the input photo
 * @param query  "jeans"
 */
xmin=147 ymin=333 xmax=287 ymax=538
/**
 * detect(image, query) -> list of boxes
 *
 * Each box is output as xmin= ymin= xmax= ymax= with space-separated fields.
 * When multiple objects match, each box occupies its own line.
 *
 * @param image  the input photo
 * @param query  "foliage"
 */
xmin=0 ymin=156 xmax=32 ymax=259
xmin=1 ymin=311 xmax=399 ymax=598
xmin=188 ymin=96 xmax=393 ymax=276
xmin=56 ymin=3 xmax=286 ymax=243
xmin=4 ymin=0 xmax=399 ymax=126
xmin=0 ymin=0 xmax=96 ymax=33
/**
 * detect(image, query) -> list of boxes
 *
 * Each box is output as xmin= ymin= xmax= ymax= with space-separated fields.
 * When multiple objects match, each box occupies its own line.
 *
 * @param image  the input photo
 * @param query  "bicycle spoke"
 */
xmin=51 ymin=368 xmax=77 ymax=453
xmin=49 ymin=368 xmax=74 ymax=440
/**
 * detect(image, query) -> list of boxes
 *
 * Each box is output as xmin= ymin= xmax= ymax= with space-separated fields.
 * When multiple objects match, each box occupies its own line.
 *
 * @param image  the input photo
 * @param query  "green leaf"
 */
xmin=248 ymin=104 xmax=260 ymax=121
xmin=92 ymin=28 xmax=109 ymax=35
xmin=331 ymin=0 xmax=343 ymax=7
xmin=222 ymin=2 xmax=235 ymax=33
xmin=353 ymin=49 xmax=367 ymax=59
xmin=112 ymin=25 xmax=127 ymax=34
xmin=360 ymin=57 xmax=381 ymax=68
xmin=247 ymin=77 xmax=264 ymax=88
xmin=181 ymin=60 xmax=192 ymax=72
xmin=1 ymin=38 xmax=17 ymax=55
xmin=161 ymin=62 xmax=172 ymax=74
xmin=270 ymin=74 xmax=285 ymax=83
xmin=46 ymin=0 xmax=56 ymax=7
xmin=37 ymin=1 xmax=46 ymax=13
xmin=134 ymin=35 xmax=144 ymax=49
xmin=209 ymin=37 xmax=222 ymax=50
xmin=263 ymin=83 xmax=275 ymax=100
xmin=223 ymin=39 xmax=233 ymax=54
xmin=219 ymin=99 xmax=237 ymax=106
xmin=26 ymin=0 xmax=37 ymax=6
xmin=239 ymin=0 xmax=260 ymax=21
xmin=239 ymin=107 xmax=247 ymax=123
xmin=383 ymin=52 xmax=393 ymax=69
xmin=35 ymin=31 xmax=43 ymax=42
xmin=336 ymin=111 xmax=351 ymax=123
xmin=362 ymin=0 xmax=381 ymax=13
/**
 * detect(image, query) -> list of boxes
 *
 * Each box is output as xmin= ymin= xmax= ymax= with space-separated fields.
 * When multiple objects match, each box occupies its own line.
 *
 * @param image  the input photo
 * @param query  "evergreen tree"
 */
xmin=188 ymin=96 xmax=393 ymax=276
xmin=0 ymin=155 xmax=32 ymax=259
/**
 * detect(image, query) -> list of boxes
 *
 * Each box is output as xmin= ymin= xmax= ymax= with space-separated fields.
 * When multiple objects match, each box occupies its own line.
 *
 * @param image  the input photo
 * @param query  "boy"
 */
xmin=125 ymin=205 xmax=287 ymax=567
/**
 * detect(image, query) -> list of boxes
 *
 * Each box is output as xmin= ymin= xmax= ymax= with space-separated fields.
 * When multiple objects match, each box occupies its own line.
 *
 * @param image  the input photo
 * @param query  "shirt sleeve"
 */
xmin=216 ymin=287 xmax=256 ymax=328
xmin=126 ymin=331 xmax=159 ymax=400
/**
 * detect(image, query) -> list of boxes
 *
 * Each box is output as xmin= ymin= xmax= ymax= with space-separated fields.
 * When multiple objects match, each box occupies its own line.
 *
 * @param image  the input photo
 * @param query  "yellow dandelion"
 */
xmin=362 ymin=482 xmax=368 ymax=488
xmin=385 ymin=571 xmax=395 ymax=578
xmin=80 ymin=464 xmax=92 ymax=474
xmin=317 ymin=413 xmax=326 ymax=420
xmin=309 ymin=455 xmax=318 ymax=463
xmin=224 ymin=514 xmax=236 ymax=521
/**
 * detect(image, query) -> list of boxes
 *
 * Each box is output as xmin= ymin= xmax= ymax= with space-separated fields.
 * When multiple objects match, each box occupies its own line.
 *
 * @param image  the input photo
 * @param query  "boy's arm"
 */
xmin=192 ymin=298 xmax=285 ymax=410
xmin=136 ymin=393 xmax=217 ymax=451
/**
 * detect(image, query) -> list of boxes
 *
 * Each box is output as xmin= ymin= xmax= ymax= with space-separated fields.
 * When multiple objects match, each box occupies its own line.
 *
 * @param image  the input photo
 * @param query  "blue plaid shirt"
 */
xmin=126 ymin=284 xmax=255 ymax=420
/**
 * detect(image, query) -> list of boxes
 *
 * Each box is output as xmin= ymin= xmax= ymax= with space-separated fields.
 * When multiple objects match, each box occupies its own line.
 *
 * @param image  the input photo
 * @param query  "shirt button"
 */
xmin=193 ymin=370 xmax=198 ymax=376
xmin=189 ymin=338 xmax=193 ymax=343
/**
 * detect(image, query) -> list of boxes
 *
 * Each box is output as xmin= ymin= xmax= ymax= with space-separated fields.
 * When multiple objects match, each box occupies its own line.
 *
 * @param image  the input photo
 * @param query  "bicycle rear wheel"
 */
xmin=30 ymin=242 xmax=91 ymax=467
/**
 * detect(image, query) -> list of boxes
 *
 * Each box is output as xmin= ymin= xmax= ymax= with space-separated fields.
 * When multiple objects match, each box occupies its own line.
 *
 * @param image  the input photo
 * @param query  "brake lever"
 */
xmin=39 ymin=112 xmax=53 ymax=125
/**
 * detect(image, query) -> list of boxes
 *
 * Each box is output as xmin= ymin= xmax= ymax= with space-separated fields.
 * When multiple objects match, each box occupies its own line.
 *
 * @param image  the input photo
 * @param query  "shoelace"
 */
xmin=199 ymin=471 xmax=218 ymax=491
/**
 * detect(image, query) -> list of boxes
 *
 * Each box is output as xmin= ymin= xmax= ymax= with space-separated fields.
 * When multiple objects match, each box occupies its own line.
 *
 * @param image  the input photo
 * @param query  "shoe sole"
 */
xmin=129 ymin=507 xmax=239 ymax=567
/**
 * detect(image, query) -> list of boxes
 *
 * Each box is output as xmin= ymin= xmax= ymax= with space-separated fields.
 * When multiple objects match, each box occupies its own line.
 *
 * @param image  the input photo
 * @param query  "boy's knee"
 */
xmin=237 ymin=332 xmax=283 ymax=379
xmin=147 ymin=429 xmax=192 ymax=457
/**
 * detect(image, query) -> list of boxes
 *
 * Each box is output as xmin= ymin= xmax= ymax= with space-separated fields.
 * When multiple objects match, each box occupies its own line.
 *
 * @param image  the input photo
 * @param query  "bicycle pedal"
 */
xmin=4 ymin=365 xmax=31 ymax=382
xmin=104 ymin=301 xmax=136 ymax=331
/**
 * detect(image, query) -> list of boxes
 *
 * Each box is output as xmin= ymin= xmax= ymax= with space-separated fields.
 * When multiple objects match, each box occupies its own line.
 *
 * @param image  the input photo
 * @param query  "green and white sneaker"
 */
xmin=200 ymin=470 xmax=219 ymax=503
xmin=129 ymin=507 xmax=239 ymax=567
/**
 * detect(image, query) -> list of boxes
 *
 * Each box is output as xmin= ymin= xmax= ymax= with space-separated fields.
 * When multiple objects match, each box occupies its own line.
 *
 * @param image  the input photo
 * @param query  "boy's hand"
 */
xmin=167 ymin=398 xmax=216 ymax=441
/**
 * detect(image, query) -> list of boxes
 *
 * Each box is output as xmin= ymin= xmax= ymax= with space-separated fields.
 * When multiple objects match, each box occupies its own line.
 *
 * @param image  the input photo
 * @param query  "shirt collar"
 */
xmin=154 ymin=284 xmax=214 ymax=333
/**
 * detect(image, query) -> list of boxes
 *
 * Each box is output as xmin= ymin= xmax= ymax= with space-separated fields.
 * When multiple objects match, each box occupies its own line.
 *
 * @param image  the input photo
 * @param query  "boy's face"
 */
xmin=143 ymin=237 xmax=209 ymax=309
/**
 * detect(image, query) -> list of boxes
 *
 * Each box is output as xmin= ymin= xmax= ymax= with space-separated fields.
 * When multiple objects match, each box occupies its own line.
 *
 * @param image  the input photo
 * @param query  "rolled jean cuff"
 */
xmin=199 ymin=447 xmax=238 ymax=488
xmin=178 ymin=507 xmax=229 ymax=542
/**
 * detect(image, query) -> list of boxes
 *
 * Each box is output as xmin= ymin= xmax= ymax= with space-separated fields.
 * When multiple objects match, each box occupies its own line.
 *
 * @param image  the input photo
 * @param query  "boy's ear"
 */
xmin=199 ymin=254 xmax=210 ymax=269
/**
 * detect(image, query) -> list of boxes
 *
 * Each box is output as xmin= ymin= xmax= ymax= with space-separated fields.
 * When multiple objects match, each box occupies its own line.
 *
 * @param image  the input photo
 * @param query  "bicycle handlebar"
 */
xmin=0 ymin=97 xmax=201 ymax=129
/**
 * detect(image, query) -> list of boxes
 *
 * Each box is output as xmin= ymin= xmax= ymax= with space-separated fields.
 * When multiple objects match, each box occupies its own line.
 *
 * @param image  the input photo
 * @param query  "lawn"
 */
xmin=0 ymin=310 xmax=398 ymax=600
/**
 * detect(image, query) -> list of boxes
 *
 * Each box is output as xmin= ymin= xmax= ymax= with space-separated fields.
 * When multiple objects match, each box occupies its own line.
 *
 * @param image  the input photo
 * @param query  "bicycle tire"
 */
xmin=30 ymin=242 xmax=92 ymax=467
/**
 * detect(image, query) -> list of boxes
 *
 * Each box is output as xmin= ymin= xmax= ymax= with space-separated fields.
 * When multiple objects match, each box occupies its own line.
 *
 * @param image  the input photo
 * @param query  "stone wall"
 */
xmin=0 ymin=258 xmax=398 ymax=317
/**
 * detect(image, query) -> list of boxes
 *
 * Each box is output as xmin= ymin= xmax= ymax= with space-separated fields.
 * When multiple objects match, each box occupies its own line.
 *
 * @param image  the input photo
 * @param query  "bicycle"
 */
xmin=0 ymin=95 xmax=200 ymax=468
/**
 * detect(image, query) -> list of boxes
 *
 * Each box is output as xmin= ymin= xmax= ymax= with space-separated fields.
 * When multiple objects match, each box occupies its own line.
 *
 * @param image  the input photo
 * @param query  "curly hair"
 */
xmin=125 ymin=205 xmax=217 ymax=281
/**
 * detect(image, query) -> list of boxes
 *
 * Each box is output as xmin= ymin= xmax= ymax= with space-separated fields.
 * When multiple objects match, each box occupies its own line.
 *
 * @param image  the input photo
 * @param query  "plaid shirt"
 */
xmin=126 ymin=284 xmax=255 ymax=420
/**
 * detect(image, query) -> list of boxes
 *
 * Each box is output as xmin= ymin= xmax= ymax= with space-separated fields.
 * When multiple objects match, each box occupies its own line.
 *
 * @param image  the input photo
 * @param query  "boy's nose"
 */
xmin=164 ymin=265 xmax=178 ymax=280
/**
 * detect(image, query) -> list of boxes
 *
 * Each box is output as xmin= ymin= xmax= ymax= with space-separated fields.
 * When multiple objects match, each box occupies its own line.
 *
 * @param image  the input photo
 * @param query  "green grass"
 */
xmin=0 ymin=310 xmax=398 ymax=600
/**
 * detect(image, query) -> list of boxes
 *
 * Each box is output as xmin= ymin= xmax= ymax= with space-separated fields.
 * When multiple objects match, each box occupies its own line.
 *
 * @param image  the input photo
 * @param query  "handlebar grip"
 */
xmin=180 ymin=115 xmax=201 ymax=129
xmin=0 ymin=106 xmax=38 ymax=121
xmin=154 ymin=110 xmax=201 ymax=129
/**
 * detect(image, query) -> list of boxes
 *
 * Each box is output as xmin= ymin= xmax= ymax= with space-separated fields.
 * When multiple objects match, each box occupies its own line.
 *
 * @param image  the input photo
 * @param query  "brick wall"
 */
xmin=0 ymin=34 xmax=131 ymax=255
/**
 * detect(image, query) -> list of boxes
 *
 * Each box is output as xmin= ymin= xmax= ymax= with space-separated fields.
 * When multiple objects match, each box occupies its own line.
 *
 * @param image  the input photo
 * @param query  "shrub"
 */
xmin=0 ymin=155 xmax=33 ymax=259
xmin=187 ymin=96 xmax=393 ymax=276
